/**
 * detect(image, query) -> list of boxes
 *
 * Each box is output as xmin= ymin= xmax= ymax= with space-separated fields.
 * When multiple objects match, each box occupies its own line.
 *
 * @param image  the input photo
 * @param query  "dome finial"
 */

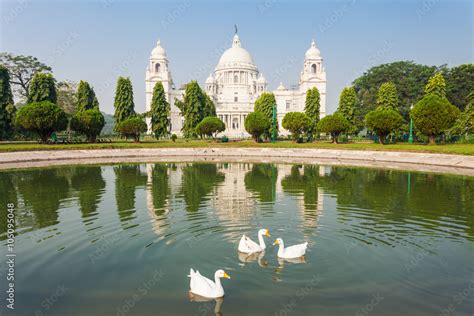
xmin=234 ymin=24 xmax=238 ymax=34
xmin=311 ymin=39 xmax=316 ymax=47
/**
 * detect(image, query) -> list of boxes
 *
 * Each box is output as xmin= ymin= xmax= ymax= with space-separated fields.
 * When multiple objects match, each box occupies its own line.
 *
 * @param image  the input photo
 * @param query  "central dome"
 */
xmin=216 ymin=34 xmax=257 ymax=70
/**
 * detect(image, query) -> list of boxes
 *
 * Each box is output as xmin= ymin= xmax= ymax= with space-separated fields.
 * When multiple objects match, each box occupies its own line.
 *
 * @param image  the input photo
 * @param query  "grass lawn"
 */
xmin=0 ymin=140 xmax=473 ymax=155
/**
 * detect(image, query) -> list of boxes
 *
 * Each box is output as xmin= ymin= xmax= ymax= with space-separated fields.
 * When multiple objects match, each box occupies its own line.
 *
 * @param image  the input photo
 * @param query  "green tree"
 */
xmin=376 ymin=82 xmax=398 ymax=110
xmin=365 ymin=109 xmax=403 ymax=144
xmin=337 ymin=87 xmax=359 ymax=134
xmin=445 ymin=64 xmax=474 ymax=111
xmin=15 ymin=101 xmax=68 ymax=143
xmin=254 ymin=92 xmax=277 ymax=138
xmin=56 ymin=81 xmax=79 ymax=115
xmin=70 ymin=109 xmax=105 ymax=142
xmin=353 ymin=61 xmax=440 ymax=122
xmin=244 ymin=164 xmax=278 ymax=203
xmin=150 ymin=81 xmax=170 ymax=139
xmin=113 ymin=77 xmax=135 ymax=128
xmin=425 ymin=73 xmax=446 ymax=98
xmin=450 ymin=91 xmax=474 ymax=136
xmin=282 ymin=112 xmax=310 ymax=141
xmin=175 ymin=81 xmax=208 ymax=138
xmin=195 ymin=116 xmax=225 ymax=138
xmin=0 ymin=65 xmax=14 ymax=140
xmin=75 ymin=80 xmax=99 ymax=111
xmin=317 ymin=113 xmax=349 ymax=144
xmin=304 ymin=87 xmax=320 ymax=139
xmin=115 ymin=116 xmax=147 ymax=142
xmin=244 ymin=111 xmax=270 ymax=142
xmin=0 ymin=53 xmax=52 ymax=100
xmin=412 ymin=94 xmax=460 ymax=144
xmin=204 ymin=93 xmax=217 ymax=117
xmin=27 ymin=73 xmax=57 ymax=104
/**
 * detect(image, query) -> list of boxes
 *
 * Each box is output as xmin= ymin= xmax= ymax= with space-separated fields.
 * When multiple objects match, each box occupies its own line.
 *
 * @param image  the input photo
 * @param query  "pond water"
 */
xmin=0 ymin=163 xmax=473 ymax=316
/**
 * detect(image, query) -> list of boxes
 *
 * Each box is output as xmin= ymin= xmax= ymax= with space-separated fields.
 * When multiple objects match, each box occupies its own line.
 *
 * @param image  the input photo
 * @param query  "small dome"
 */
xmin=305 ymin=39 xmax=321 ymax=60
xmin=151 ymin=39 xmax=167 ymax=58
xmin=257 ymin=73 xmax=267 ymax=84
xmin=205 ymin=73 xmax=215 ymax=84
xmin=216 ymin=34 xmax=256 ymax=70
xmin=276 ymin=82 xmax=287 ymax=91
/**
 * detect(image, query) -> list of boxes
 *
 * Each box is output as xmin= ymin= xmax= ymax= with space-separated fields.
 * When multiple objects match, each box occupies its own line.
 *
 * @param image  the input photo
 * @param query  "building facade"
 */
xmin=145 ymin=33 xmax=326 ymax=137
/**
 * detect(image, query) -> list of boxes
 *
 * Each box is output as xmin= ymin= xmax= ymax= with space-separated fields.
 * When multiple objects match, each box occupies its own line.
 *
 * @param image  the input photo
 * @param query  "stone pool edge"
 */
xmin=0 ymin=148 xmax=473 ymax=176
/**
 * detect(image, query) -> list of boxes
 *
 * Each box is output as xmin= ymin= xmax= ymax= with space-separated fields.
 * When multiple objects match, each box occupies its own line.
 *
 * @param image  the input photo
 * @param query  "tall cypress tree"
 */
xmin=75 ymin=80 xmax=99 ymax=111
xmin=337 ymin=87 xmax=359 ymax=135
xmin=254 ymin=92 xmax=277 ymax=138
xmin=27 ymin=73 xmax=57 ymax=104
xmin=304 ymin=87 xmax=320 ymax=139
xmin=150 ymin=81 xmax=170 ymax=139
xmin=425 ymin=73 xmax=447 ymax=99
xmin=176 ymin=80 xmax=207 ymax=138
xmin=204 ymin=93 xmax=216 ymax=117
xmin=0 ymin=65 xmax=14 ymax=140
xmin=376 ymin=82 xmax=398 ymax=110
xmin=113 ymin=77 xmax=135 ymax=128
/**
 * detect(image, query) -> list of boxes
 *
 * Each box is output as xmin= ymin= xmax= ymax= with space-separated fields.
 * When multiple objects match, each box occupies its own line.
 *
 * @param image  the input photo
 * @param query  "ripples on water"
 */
xmin=0 ymin=163 xmax=472 ymax=316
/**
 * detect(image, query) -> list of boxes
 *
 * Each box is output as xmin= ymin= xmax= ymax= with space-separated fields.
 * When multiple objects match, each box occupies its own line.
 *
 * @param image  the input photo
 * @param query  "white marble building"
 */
xmin=145 ymin=33 xmax=326 ymax=137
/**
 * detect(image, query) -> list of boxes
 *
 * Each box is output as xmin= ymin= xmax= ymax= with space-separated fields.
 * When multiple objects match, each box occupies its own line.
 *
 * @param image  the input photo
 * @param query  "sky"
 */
xmin=1 ymin=0 xmax=472 ymax=115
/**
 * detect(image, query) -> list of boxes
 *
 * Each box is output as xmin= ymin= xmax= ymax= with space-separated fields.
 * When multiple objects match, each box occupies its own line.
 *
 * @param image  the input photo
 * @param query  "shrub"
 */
xmin=282 ymin=112 xmax=311 ymax=141
xmin=70 ymin=109 xmax=105 ymax=143
xmin=195 ymin=116 xmax=225 ymax=138
xmin=171 ymin=134 xmax=177 ymax=142
xmin=412 ymin=94 xmax=460 ymax=144
xmin=316 ymin=113 xmax=349 ymax=144
xmin=365 ymin=108 xmax=403 ymax=144
xmin=115 ymin=116 xmax=147 ymax=142
xmin=245 ymin=112 xmax=271 ymax=142
xmin=15 ymin=101 xmax=67 ymax=143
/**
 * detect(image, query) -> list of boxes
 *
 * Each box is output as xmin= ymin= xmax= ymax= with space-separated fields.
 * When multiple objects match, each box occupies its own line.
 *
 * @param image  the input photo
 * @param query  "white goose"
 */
xmin=188 ymin=269 xmax=230 ymax=298
xmin=273 ymin=238 xmax=308 ymax=259
xmin=238 ymin=229 xmax=270 ymax=253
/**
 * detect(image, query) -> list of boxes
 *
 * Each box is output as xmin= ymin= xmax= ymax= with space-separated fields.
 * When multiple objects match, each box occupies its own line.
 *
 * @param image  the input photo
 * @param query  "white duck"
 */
xmin=273 ymin=238 xmax=308 ymax=259
xmin=238 ymin=229 xmax=270 ymax=253
xmin=188 ymin=269 xmax=230 ymax=298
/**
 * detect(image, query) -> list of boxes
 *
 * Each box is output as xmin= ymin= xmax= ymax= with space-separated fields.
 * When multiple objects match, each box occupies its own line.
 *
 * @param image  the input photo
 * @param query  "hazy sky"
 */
xmin=1 ymin=0 xmax=472 ymax=114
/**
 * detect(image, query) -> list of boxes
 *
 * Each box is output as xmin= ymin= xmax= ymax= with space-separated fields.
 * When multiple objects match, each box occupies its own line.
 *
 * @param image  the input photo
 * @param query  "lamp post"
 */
xmin=271 ymin=104 xmax=277 ymax=143
xmin=408 ymin=104 xmax=414 ymax=144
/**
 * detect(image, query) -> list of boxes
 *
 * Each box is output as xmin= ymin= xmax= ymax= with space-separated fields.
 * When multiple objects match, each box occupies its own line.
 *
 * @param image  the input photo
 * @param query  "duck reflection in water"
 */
xmin=273 ymin=256 xmax=306 ymax=282
xmin=238 ymin=250 xmax=269 ymax=268
xmin=188 ymin=292 xmax=224 ymax=316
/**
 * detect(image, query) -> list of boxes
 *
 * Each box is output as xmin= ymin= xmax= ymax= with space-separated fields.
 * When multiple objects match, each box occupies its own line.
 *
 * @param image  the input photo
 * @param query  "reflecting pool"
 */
xmin=0 ymin=163 xmax=473 ymax=315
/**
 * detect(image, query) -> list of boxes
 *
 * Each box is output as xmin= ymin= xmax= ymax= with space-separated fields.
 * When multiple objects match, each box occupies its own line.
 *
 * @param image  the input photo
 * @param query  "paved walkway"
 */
xmin=1 ymin=148 xmax=473 ymax=175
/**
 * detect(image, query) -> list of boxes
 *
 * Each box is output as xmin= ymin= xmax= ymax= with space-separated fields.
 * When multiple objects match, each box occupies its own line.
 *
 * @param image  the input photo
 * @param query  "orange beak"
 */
xmin=265 ymin=229 xmax=270 ymax=237
xmin=273 ymin=239 xmax=279 ymax=245
xmin=223 ymin=272 xmax=231 ymax=279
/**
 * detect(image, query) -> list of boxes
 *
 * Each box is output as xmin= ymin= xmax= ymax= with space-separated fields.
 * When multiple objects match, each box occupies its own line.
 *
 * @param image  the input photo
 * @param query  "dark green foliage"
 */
xmin=15 ymin=101 xmax=68 ymax=143
xmin=425 ymin=73 xmax=446 ymax=99
xmin=151 ymin=164 xmax=171 ymax=213
xmin=0 ymin=65 xmax=14 ymax=140
xmin=113 ymin=77 xmax=135 ymax=128
xmin=244 ymin=111 xmax=271 ymax=142
xmin=0 ymin=53 xmax=52 ymax=100
xmin=114 ymin=165 xmax=147 ymax=224
xmin=450 ymin=90 xmax=474 ymax=136
xmin=445 ymin=64 xmax=474 ymax=111
xmin=412 ymin=94 xmax=460 ymax=144
xmin=115 ymin=116 xmax=147 ymax=142
xmin=71 ymin=167 xmax=106 ymax=221
xmin=337 ymin=87 xmax=359 ymax=135
xmin=376 ymin=82 xmax=399 ymax=110
xmin=317 ymin=113 xmax=349 ymax=144
xmin=304 ymin=87 xmax=320 ymax=138
xmin=171 ymin=134 xmax=177 ymax=142
xmin=75 ymin=80 xmax=99 ymax=111
xmin=254 ymin=92 xmax=277 ymax=138
xmin=150 ymin=81 xmax=170 ymax=139
xmin=282 ymin=112 xmax=311 ymax=141
xmin=56 ymin=81 xmax=79 ymax=115
xmin=70 ymin=109 xmax=105 ymax=143
xmin=195 ymin=116 xmax=225 ymax=138
xmin=27 ymin=73 xmax=57 ymax=104
xmin=176 ymin=81 xmax=211 ymax=138
xmin=244 ymin=164 xmax=278 ymax=203
xmin=365 ymin=108 xmax=403 ymax=144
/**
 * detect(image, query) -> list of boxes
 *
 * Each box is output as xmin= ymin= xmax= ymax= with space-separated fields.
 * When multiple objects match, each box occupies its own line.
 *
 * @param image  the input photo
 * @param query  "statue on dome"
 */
xmin=234 ymin=24 xmax=238 ymax=34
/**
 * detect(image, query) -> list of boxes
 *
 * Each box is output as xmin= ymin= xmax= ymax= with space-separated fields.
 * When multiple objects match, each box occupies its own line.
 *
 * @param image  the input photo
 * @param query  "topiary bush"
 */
xmin=316 ymin=113 xmax=349 ymax=144
xmin=282 ymin=112 xmax=311 ymax=141
xmin=171 ymin=134 xmax=177 ymax=142
xmin=15 ymin=101 xmax=68 ymax=143
xmin=365 ymin=108 xmax=403 ymax=144
xmin=411 ymin=94 xmax=460 ymax=144
xmin=195 ymin=116 xmax=225 ymax=139
xmin=244 ymin=112 xmax=271 ymax=142
xmin=70 ymin=109 xmax=105 ymax=143
xmin=115 ymin=116 xmax=147 ymax=142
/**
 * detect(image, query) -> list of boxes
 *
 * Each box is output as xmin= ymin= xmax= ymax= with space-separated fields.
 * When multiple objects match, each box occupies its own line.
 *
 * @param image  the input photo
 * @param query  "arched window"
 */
xmin=155 ymin=63 xmax=161 ymax=73
xmin=311 ymin=64 xmax=317 ymax=74
xmin=234 ymin=75 xmax=238 ymax=83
